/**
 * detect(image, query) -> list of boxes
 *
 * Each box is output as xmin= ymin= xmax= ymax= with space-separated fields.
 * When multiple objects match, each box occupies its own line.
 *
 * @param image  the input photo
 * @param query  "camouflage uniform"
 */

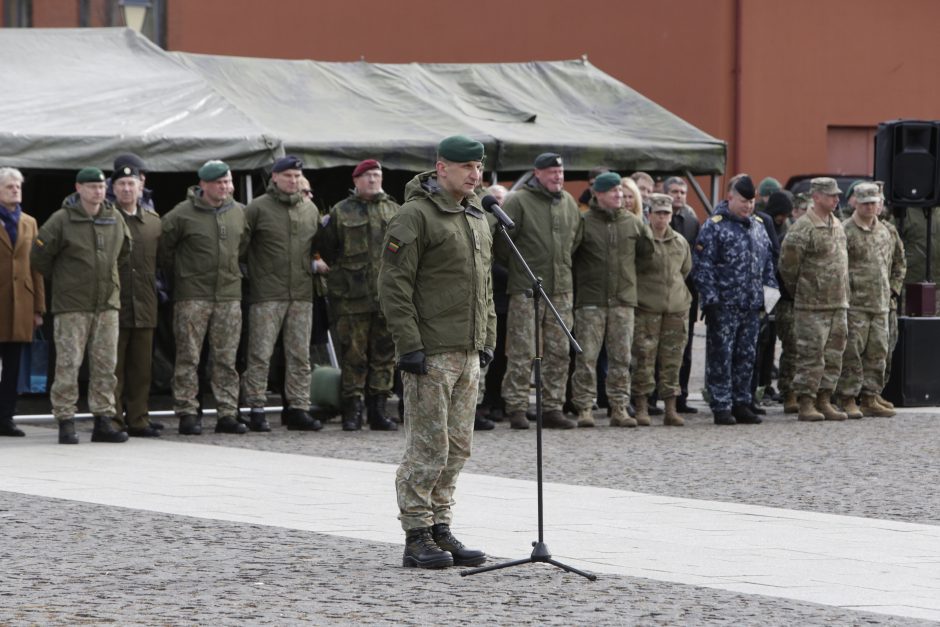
xmin=778 ymin=210 xmax=849 ymax=397
xmin=692 ymin=201 xmax=777 ymax=412
xmin=495 ymin=177 xmax=582 ymax=414
xmin=570 ymin=200 xmax=652 ymax=410
xmin=30 ymin=193 xmax=130 ymax=423
xmin=314 ymin=190 xmax=399 ymax=399
xmin=632 ymin=227 xmax=692 ymax=398
xmin=241 ymin=182 xmax=319 ymax=410
xmin=836 ymin=217 xmax=895 ymax=397
xmin=378 ymin=171 xmax=495 ymax=531
xmin=159 ymin=186 xmax=245 ymax=418
xmin=882 ymin=219 xmax=906 ymax=381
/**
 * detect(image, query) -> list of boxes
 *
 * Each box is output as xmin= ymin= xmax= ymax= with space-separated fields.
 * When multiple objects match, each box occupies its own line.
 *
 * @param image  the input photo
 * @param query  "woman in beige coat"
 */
xmin=0 ymin=167 xmax=45 ymax=436
xmin=631 ymin=193 xmax=692 ymax=425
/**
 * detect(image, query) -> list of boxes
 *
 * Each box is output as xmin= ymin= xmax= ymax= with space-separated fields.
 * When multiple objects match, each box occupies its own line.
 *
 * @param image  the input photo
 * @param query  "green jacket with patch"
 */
xmin=494 ymin=178 xmax=582 ymax=296
xmin=315 ymin=190 xmax=399 ymax=315
xmin=159 ymin=186 xmax=245 ymax=302
xmin=243 ymin=181 xmax=319 ymax=303
xmin=378 ymin=172 xmax=496 ymax=357
xmin=572 ymin=200 xmax=654 ymax=308
xmin=117 ymin=203 xmax=161 ymax=328
xmin=31 ymin=194 xmax=130 ymax=314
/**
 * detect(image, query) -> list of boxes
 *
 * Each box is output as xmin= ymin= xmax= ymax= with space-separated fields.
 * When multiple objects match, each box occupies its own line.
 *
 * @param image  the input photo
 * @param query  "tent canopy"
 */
xmin=1 ymin=28 xmax=725 ymax=175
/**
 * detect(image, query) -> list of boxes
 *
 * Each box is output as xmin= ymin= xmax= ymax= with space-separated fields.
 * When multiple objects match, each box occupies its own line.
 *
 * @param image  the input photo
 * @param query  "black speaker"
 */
xmin=883 ymin=316 xmax=940 ymax=406
xmin=874 ymin=120 xmax=940 ymax=207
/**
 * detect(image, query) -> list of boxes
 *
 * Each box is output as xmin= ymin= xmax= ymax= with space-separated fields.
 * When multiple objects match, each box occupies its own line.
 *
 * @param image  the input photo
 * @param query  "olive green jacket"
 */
xmin=778 ymin=210 xmax=849 ymax=310
xmin=572 ymin=201 xmax=654 ymax=308
xmin=494 ymin=178 xmax=582 ymax=296
xmin=31 ymin=194 xmax=130 ymax=314
xmin=636 ymin=226 xmax=692 ymax=314
xmin=378 ymin=171 xmax=496 ymax=357
xmin=243 ymin=182 xmax=319 ymax=303
xmin=897 ymin=206 xmax=938 ymax=287
xmin=159 ymin=186 xmax=245 ymax=302
xmin=117 ymin=204 xmax=161 ymax=328
xmin=315 ymin=190 xmax=399 ymax=315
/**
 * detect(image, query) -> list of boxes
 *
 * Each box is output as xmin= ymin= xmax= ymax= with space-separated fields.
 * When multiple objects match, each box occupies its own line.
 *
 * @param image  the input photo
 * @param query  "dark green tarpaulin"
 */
xmin=1 ymin=28 xmax=725 ymax=175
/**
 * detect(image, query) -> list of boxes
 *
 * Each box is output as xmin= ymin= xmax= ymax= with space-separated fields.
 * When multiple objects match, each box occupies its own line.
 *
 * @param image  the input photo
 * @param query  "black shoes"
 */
xmin=341 ymin=397 xmax=363 ymax=431
xmin=127 ymin=423 xmax=161 ymax=437
xmin=215 ymin=415 xmax=248 ymax=434
xmin=58 ymin=419 xmax=79 ymax=444
xmin=676 ymin=398 xmax=699 ymax=414
xmin=403 ymin=527 xmax=453 ymax=569
xmin=366 ymin=395 xmax=398 ymax=431
xmin=284 ymin=407 xmax=323 ymax=431
xmin=713 ymin=410 xmax=736 ymax=425
xmin=247 ymin=409 xmax=272 ymax=432
xmin=91 ymin=416 xmax=129 ymax=443
xmin=732 ymin=404 xmax=763 ymax=424
xmin=474 ymin=406 xmax=495 ymax=431
xmin=178 ymin=414 xmax=202 ymax=435
xmin=749 ymin=403 xmax=767 ymax=416
xmin=0 ymin=417 xmax=25 ymax=437
xmin=431 ymin=523 xmax=486 ymax=567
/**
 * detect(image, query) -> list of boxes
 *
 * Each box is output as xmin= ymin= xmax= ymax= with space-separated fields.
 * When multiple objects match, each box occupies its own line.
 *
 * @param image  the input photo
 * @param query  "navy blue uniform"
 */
xmin=692 ymin=201 xmax=777 ymax=412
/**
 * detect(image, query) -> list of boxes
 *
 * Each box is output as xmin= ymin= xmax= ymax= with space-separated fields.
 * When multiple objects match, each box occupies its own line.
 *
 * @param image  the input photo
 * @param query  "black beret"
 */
xmin=272 ymin=155 xmax=304 ymax=173
xmin=112 ymin=165 xmax=140 ymax=182
xmin=733 ymin=175 xmax=756 ymax=201
xmin=534 ymin=153 xmax=563 ymax=169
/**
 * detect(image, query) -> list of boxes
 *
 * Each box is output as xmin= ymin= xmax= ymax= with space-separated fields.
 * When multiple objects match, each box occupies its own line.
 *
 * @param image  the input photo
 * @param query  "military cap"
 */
xmin=438 ymin=135 xmax=485 ymax=162
xmin=534 ymin=152 xmax=563 ymax=169
xmin=854 ymin=182 xmax=882 ymax=204
xmin=76 ymin=167 xmax=105 ymax=183
xmin=733 ymin=175 xmax=756 ymax=200
xmin=113 ymin=153 xmax=146 ymax=173
xmin=649 ymin=193 xmax=674 ymax=212
xmin=352 ymin=159 xmax=381 ymax=178
xmin=272 ymin=155 xmax=304 ymax=173
xmin=757 ymin=176 xmax=782 ymax=197
xmin=765 ymin=190 xmax=793 ymax=217
xmin=198 ymin=160 xmax=230 ymax=182
xmin=112 ymin=165 xmax=140 ymax=181
xmin=592 ymin=171 xmax=621 ymax=192
xmin=810 ymin=177 xmax=842 ymax=195
xmin=794 ymin=192 xmax=813 ymax=210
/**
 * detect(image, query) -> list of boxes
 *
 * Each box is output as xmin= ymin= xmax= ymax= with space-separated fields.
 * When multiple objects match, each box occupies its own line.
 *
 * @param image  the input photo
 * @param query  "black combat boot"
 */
xmin=0 ymin=417 xmax=25 ymax=437
xmin=215 ymin=415 xmax=248 ymax=434
xmin=341 ymin=397 xmax=363 ymax=431
xmin=284 ymin=407 xmax=323 ymax=431
xmin=127 ymin=422 xmax=161 ymax=438
xmin=91 ymin=416 xmax=129 ymax=443
xmin=366 ymin=395 xmax=398 ymax=431
xmin=178 ymin=414 xmax=202 ymax=435
xmin=431 ymin=523 xmax=486 ymax=567
xmin=403 ymin=527 xmax=453 ymax=569
xmin=58 ymin=419 xmax=79 ymax=445
xmin=732 ymin=404 xmax=762 ymax=424
xmin=247 ymin=409 xmax=271 ymax=432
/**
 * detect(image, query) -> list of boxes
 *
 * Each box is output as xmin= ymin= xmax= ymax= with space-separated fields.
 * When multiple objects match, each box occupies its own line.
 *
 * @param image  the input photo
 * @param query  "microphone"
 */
xmin=481 ymin=195 xmax=515 ymax=229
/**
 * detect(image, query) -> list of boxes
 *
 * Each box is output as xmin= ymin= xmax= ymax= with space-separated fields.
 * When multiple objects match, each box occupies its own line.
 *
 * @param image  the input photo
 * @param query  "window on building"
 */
xmin=3 ymin=0 xmax=32 ymax=26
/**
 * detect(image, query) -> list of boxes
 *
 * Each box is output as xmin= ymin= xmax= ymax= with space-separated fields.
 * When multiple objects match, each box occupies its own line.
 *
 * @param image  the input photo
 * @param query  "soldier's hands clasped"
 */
xmin=398 ymin=350 xmax=428 ymax=375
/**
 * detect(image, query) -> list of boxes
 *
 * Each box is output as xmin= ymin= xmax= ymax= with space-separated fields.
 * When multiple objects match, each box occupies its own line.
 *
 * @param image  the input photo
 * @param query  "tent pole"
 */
xmin=244 ymin=173 xmax=254 ymax=203
xmin=711 ymin=175 xmax=720 ymax=213
xmin=683 ymin=170 xmax=714 ymax=215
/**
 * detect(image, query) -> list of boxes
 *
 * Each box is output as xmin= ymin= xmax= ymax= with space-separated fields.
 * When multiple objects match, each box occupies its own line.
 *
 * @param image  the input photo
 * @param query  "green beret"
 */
xmin=76 ymin=167 xmax=105 ymax=183
xmin=437 ymin=135 xmax=484 ymax=163
xmin=758 ymin=176 xmax=782 ymax=197
xmin=534 ymin=153 xmax=563 ymax=169
xmin=592 ymin=171 xmax=622 ymax=193
xmin=198 ymin=160 xmax=230 ymax=182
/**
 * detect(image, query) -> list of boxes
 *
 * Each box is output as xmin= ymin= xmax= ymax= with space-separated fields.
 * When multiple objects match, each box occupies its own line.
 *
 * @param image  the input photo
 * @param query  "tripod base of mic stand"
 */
xmin=460 ymin=541 xmax=597 ymax=580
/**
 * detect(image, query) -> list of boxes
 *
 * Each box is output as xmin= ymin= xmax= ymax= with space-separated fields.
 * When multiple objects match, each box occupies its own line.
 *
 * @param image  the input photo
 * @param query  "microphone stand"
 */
xmin=462 ymin=219 xmax=596 ymax=581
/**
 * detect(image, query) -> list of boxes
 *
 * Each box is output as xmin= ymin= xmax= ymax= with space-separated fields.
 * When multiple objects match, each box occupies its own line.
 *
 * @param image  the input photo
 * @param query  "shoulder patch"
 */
xmin=710 ymin=215 xmax=723 ymax=223
xmin=386 ymin=239 xmax=402 ymax=255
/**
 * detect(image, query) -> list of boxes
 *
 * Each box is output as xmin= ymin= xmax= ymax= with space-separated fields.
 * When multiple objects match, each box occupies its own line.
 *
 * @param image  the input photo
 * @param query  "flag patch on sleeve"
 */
xmin=386 ymin=240 xmax=401 ymax=254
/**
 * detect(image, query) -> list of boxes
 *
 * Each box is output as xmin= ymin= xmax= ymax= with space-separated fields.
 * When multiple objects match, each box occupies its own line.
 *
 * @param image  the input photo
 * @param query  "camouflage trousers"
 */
xmin=172 ymin=300 xmax=241 ymax=417
xmin=571 ymin=305 xmax=634 ymax=410
xmin=51 ymin=310 xmax=119 ymax=421
xmin=884 ymin=306 xmax=898 ymax=383
xmin=242 ymin=301 xmax=312 ymax=410
xmin=631 ymin=309 xmax=688 ymax=399
xmin=115 ymin=326 xmax=154 ymax=429
xmin=334 ymin=311 xmax=395 ymax=399
xmin=836 ymin=310 xmax=889 ymax=397
xmin=791 ymin=308 xmax=847 ymax=396
xmin=774 ymin=300 xmax=796 ymax=394
xmin=502 ymin=292 xmax=573 ymax=414
xmin=705 ymin=307 xmax=759 ymax=411
xmin=397 ymin=351 xmax=478 ymax=532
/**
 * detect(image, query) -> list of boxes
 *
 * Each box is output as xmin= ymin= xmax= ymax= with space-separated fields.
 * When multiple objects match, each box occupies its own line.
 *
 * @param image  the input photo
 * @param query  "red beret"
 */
xmin=352 ymin=159 xmax=381 ymax=178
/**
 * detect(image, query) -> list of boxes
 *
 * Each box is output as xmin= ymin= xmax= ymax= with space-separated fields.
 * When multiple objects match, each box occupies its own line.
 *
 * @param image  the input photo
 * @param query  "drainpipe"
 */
xmin=732 ymin=0 xmax=743 ymax=177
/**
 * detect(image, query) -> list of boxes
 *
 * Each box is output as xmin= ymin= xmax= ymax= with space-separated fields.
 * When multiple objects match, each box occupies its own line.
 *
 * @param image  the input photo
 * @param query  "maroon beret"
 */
xmin=352 ymin=159 xmax=381 ymax=178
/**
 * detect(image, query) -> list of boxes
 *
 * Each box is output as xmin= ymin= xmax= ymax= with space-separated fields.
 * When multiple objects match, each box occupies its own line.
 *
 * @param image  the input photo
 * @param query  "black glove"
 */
xmin=702 ymin=303 xmax=720 ymax=326
xmin=398 ymin=350 xmax=428 ymax=375
xmin=479 ymin=348 xmax=494 ymax=369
